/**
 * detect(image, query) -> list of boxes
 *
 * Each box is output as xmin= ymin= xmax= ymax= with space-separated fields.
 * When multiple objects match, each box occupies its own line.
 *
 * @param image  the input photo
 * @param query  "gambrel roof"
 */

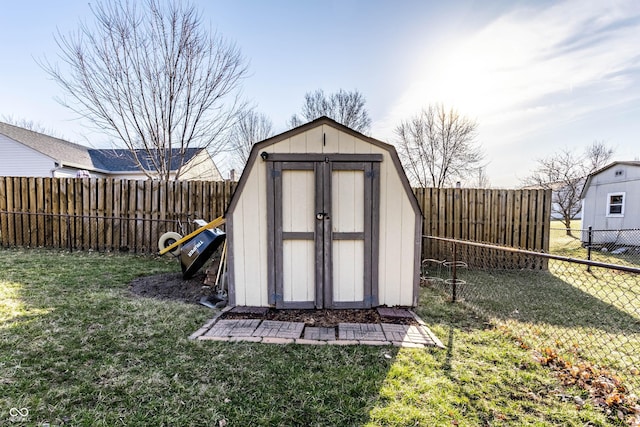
xmin=580 ymin=161 xmax=640 ymax=199
xmin=228 ymin=115 xmax=422 ymax=217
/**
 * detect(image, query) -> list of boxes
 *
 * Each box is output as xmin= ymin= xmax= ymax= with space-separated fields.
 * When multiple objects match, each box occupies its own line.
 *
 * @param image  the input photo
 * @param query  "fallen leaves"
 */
xmin=533 ymin=347 xmax=640 ymax=424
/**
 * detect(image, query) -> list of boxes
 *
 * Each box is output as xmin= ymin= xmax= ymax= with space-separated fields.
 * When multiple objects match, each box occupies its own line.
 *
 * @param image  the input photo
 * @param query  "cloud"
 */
xmin=375 ymin=0 xmax=640 ymax=143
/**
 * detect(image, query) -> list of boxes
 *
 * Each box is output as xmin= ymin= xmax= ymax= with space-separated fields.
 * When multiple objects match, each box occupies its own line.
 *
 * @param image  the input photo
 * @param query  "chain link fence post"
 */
xmin=587 ymin=225 xmax=592 ymax=272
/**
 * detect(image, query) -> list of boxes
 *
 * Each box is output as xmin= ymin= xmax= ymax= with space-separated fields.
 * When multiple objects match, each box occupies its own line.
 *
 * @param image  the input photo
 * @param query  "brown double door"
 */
xmin=266 ymin=154 xmax=380 ymax=309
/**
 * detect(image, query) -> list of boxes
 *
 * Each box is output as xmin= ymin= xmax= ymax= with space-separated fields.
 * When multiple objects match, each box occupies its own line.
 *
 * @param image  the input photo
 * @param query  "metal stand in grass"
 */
xmin=421 ymin=258 xmax=446 ymax=290
xmin=443 ymin=242 xmax=468 ymax=302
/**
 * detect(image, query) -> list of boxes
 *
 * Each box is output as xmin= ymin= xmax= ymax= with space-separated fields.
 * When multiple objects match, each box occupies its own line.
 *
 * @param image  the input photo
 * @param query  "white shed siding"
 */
xmin=374 ymin=144 xmax=417 ymax=307
xmin=231 ymin=156 xmax=269 ymax=306
xmin=582 ymin=163 xmax=640 ymax=244
xmin=229 ymin=123 xmax=418 ymax=307
xmin=399 ymin=187 xmax=417 ymax=304
xmin=0 ymin=135 xmax=56 ymax=176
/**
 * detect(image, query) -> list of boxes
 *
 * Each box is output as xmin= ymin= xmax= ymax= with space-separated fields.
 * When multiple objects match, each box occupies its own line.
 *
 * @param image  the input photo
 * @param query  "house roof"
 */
xmin=0 ymin=121 xmax=207 ymax=174
xmin=580 ymin=161 xmax=640 ymax=199
xmin=0 ymin=121 xmax=94 ymax=169
xmin=88 ymin=148 xmax=202 ymax=172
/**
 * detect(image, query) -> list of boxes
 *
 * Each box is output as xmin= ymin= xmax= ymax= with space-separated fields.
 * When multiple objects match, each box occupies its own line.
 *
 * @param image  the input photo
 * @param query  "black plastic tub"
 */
xmin=180 ymin=228 xmax=226 ymax=279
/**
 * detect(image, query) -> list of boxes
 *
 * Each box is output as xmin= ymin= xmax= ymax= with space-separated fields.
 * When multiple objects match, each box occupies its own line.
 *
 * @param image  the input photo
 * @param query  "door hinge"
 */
xmin=271 ymin=169 xmax=281 ymax=178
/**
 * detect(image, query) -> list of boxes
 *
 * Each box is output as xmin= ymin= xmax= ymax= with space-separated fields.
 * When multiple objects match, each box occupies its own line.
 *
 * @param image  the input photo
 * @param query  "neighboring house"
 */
xmin=0 ymin=121 xmax=95 ymax=177
xmin=580 ymin=161 xmax=640 ymax=245
xmin=0 ymin=121 xmax=222 ymax=180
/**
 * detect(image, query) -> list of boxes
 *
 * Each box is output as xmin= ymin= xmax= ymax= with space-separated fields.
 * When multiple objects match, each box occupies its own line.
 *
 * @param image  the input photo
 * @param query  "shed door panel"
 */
xmin=282 ymin=240 xmax=315 ymax=303
xmin=282 ymin=170 xmax=315 ymax=234
xmin=331 ymin=167 xmax=366 ymax=305
xmin=332 ymin=240 xmax=364 ymax=302
xmin=279 ymin=165 xmax=317 ymax=308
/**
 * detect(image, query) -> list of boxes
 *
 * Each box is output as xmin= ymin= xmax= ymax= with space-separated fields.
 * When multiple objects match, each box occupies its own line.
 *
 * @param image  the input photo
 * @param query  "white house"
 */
xmin=0 ymin=121 xmax=222 ymax=180
xmin=580 ymin=161 xmax=640 ymax=245
xmin=225 ymin=117 xmax=423 ymax=309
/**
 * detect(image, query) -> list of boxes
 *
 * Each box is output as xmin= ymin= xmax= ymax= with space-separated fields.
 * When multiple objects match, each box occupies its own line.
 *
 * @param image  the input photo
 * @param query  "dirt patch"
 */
xmin=128 ymin=272 xmax=213 ymax=305
xmin=129 ymin=272 xmax=418 ymax=326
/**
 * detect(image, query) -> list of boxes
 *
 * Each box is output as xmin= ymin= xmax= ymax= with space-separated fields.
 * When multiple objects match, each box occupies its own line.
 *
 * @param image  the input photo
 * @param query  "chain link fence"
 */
xmin=550 ymin=227 xmax=640 ymax=267
xmin=422 ymin=235 xmax=640 ymax=394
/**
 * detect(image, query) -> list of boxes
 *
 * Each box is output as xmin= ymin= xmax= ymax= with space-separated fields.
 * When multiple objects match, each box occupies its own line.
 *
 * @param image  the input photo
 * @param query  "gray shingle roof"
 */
xmin=0 ymin=121 xmax=94 ymax=169
xmin=88 ymin=148 xmax=202 ymax=172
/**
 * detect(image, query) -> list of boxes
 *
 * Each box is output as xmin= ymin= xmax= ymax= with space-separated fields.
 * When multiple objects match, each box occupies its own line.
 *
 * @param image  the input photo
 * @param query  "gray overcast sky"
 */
xmin=1 ymin=0 xmax=638 ymax=187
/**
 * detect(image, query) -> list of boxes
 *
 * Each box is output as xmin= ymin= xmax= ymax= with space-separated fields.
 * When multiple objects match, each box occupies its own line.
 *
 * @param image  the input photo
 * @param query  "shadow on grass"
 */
xmin=444 ymin=268 xmax=640 ymax=335
xmin=0 ymin=249 xmax=402 ymax=426
xmin=194 ymin=344 xmax=399 ymax=426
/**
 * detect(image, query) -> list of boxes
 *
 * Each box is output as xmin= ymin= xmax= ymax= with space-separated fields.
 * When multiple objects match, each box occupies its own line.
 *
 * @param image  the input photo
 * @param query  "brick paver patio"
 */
xmin=203 ymin=319 xmax=260 ymax=337
xmin=304 ymin=327 xmax=337 ymax=341
xmin=381 ymin=323 xmax=439 ymax=346
xmin=192 ymin=307 xmax=444 ymax=348
xmin=253 ymin=320 xmax=305 ymax=339
xmin=338 ymin=323 xmax=386 ymax=341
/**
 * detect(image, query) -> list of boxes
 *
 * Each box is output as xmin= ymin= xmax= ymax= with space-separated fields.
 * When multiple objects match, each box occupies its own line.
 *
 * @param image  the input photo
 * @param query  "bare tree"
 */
xmin=288 ymin=89 xmax=371 ymax=133
xmin=41 ymin=0 xmax=248 ymax=181
xmin=522 ymin=141 xmax=614 ymax=235
xmin=468 ymin=166 xmax=490 ymax=188
xmin=230 ymin=108 xmax=274 ymax=170
xmin=585 ymin=141 xmax=615 ymax=173
xmin=395 ymin=104 xmax=483 ymax=188
xmin=1 ymin=115 xmax=63 ymax=139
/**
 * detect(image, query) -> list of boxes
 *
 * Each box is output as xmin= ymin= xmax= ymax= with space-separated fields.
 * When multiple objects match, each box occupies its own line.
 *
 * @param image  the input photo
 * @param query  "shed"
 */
xmin=580 ymin=161 xmax=640 ymax=245
xmin=225 ymin=117 xmax=422 ymax=309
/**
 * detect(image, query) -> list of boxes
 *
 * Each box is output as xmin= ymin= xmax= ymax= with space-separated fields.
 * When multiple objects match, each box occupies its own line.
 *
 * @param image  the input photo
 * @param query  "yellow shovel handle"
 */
xmin=158 ymin=216 xmax=226 ymax=256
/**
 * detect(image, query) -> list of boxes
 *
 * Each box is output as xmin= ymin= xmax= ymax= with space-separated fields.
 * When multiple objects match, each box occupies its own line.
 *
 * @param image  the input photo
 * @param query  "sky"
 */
xmin=1 ymin=0 xmax=639 ymax=187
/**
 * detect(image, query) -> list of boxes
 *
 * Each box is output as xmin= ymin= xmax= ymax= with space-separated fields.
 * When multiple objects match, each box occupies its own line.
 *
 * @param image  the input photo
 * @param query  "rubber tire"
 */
xmin=158 ymin=231 xmax=183 ymax=256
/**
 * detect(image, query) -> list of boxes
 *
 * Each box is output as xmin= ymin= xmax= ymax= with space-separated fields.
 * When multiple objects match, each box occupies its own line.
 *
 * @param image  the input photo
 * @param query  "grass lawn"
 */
xmin=429 ymin=220 xmax=640 ymax=402
xmin=0 ymin=248 xmax=621 ymax=426
xmin=549 ymin=220 xmax=640 ymax=267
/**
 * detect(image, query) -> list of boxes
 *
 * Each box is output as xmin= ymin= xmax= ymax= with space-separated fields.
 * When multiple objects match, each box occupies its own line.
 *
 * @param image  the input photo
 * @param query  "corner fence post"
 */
xmin=587 ymin=226 xmax=592 ymax=272
xmin=452 ymin=241 xmax=457 ymax=302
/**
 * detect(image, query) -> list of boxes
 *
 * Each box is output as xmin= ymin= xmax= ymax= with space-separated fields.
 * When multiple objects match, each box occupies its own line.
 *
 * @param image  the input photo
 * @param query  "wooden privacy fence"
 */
xmin=415 ymin=187 xmax=552 ymax=269
xmin=0 ymin=178 xmax=551 ymax=263
xmin=0 ymin=177 xmax=236 ymax=253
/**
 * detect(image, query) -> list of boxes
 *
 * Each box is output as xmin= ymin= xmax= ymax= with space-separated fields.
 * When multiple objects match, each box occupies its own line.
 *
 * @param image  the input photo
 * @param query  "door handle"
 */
xmin=316 ymin=212 xmax=330 ymax=220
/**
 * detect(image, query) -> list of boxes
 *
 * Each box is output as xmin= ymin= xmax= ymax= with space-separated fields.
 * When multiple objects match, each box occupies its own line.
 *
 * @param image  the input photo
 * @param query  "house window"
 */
xmin=606 ymin=192 xmax=625 ymax=217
